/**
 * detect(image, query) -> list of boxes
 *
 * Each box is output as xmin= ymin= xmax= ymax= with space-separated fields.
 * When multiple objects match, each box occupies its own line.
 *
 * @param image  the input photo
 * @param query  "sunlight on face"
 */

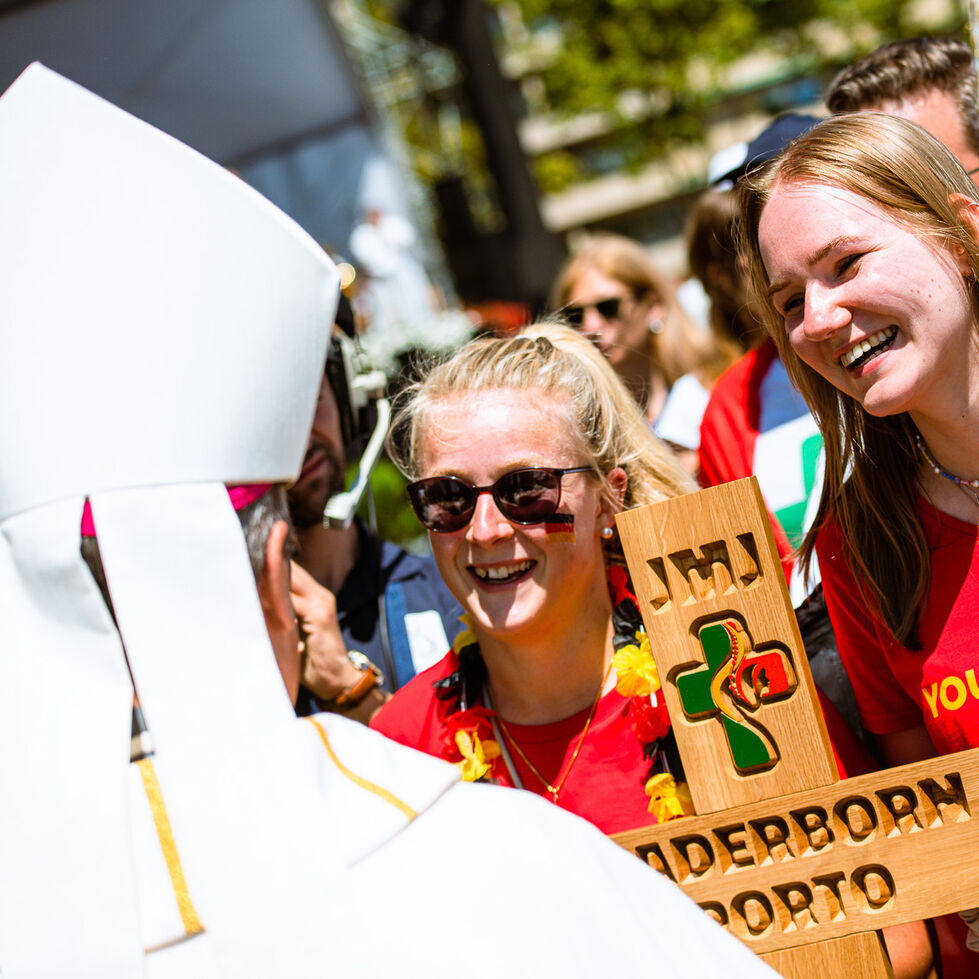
xmin=759 ymin=180 xmax=976 ymax=422
xmin=417 ymin=388 xmax=614 ymax=648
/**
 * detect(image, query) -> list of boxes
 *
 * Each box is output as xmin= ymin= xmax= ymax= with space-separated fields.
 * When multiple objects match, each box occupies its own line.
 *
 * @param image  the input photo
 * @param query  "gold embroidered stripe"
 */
xmin=137 ymin=758 xmax=204 ymax=937
xmin=305 ymin=716 xmax=416 ymax=821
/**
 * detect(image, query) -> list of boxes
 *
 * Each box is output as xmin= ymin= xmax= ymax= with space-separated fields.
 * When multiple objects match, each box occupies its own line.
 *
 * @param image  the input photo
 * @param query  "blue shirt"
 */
xmin=294 ymin=519 xmax=461 ymax=716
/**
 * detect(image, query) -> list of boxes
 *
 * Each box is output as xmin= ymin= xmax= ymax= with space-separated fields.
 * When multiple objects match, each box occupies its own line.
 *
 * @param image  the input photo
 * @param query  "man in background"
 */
xmin=827 ymin=35 xmax=979 ymax=185
xmin=288 ymin=316 xmax=460 ymax=723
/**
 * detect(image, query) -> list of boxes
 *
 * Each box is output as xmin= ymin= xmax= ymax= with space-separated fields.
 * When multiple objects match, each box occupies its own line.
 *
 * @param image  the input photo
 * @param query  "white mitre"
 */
xmin=0 ymin=64 xmax=341 ymax=977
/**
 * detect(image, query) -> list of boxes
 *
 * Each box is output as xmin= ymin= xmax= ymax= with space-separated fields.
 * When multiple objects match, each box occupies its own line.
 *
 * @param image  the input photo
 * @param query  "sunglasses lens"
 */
xmin=563 ymin=298 xmax=622 ymax=327
xmin=407 ymin=477 xmax=474 ymax=533
xmin=495 ymin=469 xmax=562 ymax=523
xmin=595 ymin=297 xmax=622 ymax=319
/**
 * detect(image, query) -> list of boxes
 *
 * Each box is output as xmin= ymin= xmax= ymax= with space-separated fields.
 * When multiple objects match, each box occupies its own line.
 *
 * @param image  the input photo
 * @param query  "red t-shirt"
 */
xmin=817 ymin=497 xmax=979 ymax=750
xmin=371 ymin=650 xmax=869 ymax=835
xmin=698 ymin=340 xmax=795 ymax=578
xmin=817 ymin=501 xmax=979 ymax=975
xmin=371 ymin=651 xmax=663 ymax=835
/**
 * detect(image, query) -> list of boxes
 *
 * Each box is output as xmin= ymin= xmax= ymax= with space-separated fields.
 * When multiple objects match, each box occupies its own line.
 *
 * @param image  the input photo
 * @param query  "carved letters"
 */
xmin=645 ymin=535 xmax=763 ymax=613
xmin=615 ymin=755 xmax=979 ymax=953
xmin=614 ymin=481 xmax=979 ymax=962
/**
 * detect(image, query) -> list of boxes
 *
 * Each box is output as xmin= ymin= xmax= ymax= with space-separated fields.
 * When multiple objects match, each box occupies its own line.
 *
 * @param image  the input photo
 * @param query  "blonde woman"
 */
xmin=740 ymin=112 xmax=979 ymax=768
xmin=550 ymin=233 xmax=732 ymax=472
xmin=371 ymin=323 xmax=695 ymax=833
xmin=739 ymin=111 xmax=979 ymax=979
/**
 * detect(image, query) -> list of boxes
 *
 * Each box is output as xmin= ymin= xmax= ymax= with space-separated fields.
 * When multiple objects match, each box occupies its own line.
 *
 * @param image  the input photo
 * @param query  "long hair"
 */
xmin=387 ymin=321 xmax=695 ymax=561
xmin=739 ymin=112 xmax=979 ymax=645
xmin=549 ymin=233 xmax=726 ymax=385
xmin=686 ymin=189 xmax=764 ymax=355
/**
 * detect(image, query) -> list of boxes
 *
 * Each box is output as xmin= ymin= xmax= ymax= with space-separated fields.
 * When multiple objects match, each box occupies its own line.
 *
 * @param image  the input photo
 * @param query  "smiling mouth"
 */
xmin=470 ymin=560 xmax=535 ymax=584
xmin=839 ymin=326 xmax=897 ymax=370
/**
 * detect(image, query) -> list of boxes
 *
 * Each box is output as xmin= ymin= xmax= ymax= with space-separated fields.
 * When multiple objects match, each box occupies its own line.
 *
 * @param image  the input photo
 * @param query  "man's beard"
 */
xmin=288 ymin=441 xmax=346 ymax=530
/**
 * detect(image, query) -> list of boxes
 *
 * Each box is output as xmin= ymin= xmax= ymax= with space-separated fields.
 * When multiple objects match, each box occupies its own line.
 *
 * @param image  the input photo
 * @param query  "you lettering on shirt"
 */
xmin=922 ymin=670 xmax=979 ymax=718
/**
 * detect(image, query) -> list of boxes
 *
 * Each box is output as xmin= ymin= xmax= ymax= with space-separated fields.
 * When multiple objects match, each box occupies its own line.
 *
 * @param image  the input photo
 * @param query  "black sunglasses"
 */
xmin=563 ymin=297 xmax=624 ymax=327
xmin=406 ymin=466 xmax=592 ymax=533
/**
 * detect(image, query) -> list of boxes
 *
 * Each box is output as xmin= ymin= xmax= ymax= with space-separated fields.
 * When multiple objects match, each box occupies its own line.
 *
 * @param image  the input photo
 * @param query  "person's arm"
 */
xmin=816 ymin=525 xmax=924 ymax=737
xmin=290 ymin=561 xmax=389 ymax=724
xmin=817 ymin=534 xmax=940 ymax=976
xmin=881 ymin=921 xmax=937 ymax=979
xmin=877 ymin=724 xmax=938 ymax=767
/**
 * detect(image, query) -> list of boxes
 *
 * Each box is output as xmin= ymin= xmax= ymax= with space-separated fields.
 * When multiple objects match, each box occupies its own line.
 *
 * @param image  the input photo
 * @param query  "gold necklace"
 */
xmin=488 ymin=659 xmax=613 ymax=803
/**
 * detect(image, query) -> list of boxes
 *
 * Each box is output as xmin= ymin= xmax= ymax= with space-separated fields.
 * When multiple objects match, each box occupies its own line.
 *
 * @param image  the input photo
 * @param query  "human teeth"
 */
xmin=473 ymin=561 xmax=532 ymax=581
xmin=840 ymin=327 xmax=897 ymax=368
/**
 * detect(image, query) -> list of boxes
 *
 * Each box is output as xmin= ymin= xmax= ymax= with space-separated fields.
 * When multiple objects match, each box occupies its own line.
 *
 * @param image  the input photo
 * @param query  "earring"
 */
xmin=600 ymin=526 xmax=615 ymax=540
xmin=648 ymin=318 xmax=664 ymax=335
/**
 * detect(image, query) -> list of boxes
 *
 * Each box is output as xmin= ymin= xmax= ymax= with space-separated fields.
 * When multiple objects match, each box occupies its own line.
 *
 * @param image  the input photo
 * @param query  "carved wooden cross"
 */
xmin=613 ymin=478 xmax=979 ymax=978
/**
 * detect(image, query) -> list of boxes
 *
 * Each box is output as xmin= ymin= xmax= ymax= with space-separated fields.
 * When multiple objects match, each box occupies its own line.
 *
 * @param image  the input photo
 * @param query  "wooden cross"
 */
xmin=613 ymin=478 xmax=979 ymax=978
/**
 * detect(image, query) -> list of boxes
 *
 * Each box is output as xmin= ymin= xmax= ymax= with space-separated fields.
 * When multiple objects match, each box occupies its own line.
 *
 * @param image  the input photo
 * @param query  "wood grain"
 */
xmin=611 ymin=478 xmax=971 ymax=974
xmin=613 ymin=749 xmax=979 ymax=953
xmin=615 ymin=478 xmax=837 ymax=814
xmin=761 ymin=933 xmax=894 ymax=979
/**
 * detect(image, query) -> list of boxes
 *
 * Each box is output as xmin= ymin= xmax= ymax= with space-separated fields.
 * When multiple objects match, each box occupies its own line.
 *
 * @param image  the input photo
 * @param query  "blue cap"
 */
xmin=708 ymin=113 xmax=822 ymax=188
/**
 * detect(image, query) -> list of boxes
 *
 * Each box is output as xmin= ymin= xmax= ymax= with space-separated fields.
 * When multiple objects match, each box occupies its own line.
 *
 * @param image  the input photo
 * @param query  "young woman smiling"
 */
xmin=739 ymin=106 xmax=979 ymax=979
xmin=739 ymin=112 xmax=979 ymax=771
xmin=370 ymin=323 xmax=697 ymax=834
xmin=370 ymin=322 xmax=869 ymax=838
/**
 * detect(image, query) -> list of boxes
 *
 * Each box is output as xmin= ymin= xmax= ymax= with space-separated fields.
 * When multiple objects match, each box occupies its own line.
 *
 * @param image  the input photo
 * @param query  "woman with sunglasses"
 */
xmin=550 ymin=233 xmax=734 ymax=473
xmin=370 ymin=322 xmax=869 ymax=837
xmin=370 ymin=323 xmax=697 ymax=834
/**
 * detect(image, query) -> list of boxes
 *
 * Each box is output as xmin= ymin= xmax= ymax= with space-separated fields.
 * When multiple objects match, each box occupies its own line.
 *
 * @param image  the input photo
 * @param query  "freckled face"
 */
xmin=417 ymin=389 xmax=616 ymax=648
xmin=759 ymin=180 xmax=978 ymax=420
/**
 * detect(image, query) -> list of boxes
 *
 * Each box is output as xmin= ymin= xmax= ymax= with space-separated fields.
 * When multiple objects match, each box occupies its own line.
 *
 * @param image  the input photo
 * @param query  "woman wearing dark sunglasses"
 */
xmin=550 ymin=233 xmax=733 ymax=474
xmin=370 ymin=322 xmax=698 ymax=834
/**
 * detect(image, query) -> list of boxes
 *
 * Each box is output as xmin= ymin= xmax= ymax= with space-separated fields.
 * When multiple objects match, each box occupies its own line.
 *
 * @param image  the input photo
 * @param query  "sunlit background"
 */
xmin=0 ymin=0 xmax=971 ymax=542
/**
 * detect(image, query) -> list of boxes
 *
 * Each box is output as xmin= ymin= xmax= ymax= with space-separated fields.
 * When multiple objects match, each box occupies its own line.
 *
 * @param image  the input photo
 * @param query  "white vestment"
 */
xmin=134 ymin=710 xmax=777 ymax=978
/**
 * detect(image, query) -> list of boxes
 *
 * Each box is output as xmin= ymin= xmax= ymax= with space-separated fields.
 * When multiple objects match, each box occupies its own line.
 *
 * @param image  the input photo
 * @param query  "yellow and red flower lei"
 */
xmin=436 ymin=568 xmax=693 ymax=823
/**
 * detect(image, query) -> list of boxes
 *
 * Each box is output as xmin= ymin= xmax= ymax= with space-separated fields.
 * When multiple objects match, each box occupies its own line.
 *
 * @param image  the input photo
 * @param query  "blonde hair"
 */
xmin=739 ymin=112 xmax=979 ymax=644
xmin=549 ymin=233 xmax=727 ymax=384
xmin=387 ymin=321 xmax=695 ymax=549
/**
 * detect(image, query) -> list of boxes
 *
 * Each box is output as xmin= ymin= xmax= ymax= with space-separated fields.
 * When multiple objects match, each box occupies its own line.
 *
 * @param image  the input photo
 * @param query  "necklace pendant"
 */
xmin=547 ymin=786 xmax=559 ymax=802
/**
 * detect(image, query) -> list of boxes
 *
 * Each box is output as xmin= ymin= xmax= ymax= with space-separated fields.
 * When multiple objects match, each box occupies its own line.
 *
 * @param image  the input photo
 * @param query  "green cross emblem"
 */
xmin=675 ymin=619 xmax=796 ymax=774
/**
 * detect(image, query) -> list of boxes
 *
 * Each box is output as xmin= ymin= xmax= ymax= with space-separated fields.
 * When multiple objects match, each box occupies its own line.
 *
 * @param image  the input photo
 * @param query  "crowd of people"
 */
xmin=299 ymin=31 xmax=979 ymax=979
xmin=5 ymin=25 xmax=979 ymax=979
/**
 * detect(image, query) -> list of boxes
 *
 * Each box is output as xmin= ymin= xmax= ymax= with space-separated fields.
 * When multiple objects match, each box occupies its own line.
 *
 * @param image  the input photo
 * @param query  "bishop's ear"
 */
xmin=259 ymin=519 xmax=295 ymax=630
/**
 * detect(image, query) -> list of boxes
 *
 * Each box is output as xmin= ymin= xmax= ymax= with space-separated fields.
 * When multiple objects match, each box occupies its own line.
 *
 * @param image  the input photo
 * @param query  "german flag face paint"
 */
xmin=545 ymin=512 xmax=575 ymax=542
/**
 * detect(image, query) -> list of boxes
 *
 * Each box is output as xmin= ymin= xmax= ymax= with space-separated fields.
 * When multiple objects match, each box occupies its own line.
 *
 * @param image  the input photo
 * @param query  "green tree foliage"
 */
xmin=498 ymin=0 xmax=963 ymax=162
xmin=356 ymin=457 xmax=430 ymax=552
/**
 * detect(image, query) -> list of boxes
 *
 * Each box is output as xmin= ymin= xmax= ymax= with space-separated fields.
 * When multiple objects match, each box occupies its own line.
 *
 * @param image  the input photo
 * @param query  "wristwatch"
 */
xmin=327 ymin=650 xmax=384 ymax=710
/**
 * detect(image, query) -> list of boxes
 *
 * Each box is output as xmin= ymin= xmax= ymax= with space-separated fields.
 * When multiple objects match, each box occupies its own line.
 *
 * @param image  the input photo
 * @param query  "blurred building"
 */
xmin=0 ymin=0 xmax=452 ymax=332
xmin=340 ymin=0 xmax=962 ymax=292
